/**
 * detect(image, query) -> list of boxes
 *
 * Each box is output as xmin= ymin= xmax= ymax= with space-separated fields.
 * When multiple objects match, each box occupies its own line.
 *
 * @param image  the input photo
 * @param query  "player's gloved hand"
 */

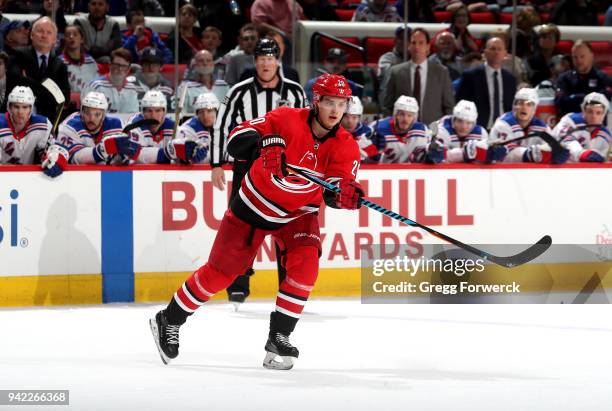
xmin=425 ymin=138 xmax=446 ymax=164
xmin=464 ymin=140 xmax=507 ymax=163
xmin=94 ymin=134 xmax=141 ymax=162
xmin=338 ymin=179 xmax=364 ymax=209
xmin=552 ymin=146 xmax=570 ymax=164
xmin=164 ymin=138 xmax=202 ymax=164
xmin=579 ymin=149 xmax=605 ymax=162
xmin=522 ymin=144 xmax=548 ymax=163
xmin=259 ymin=134 xmax=286 ymax=178
xmin=191 ymin=140 xmax=209 ymax=163
xmin=41 ymin=145 xmax=69 ymax=178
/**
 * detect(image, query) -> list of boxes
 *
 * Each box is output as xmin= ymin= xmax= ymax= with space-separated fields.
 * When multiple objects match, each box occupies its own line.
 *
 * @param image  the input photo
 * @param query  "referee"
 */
xmin=210 ymin=38 xmax=307 ymax=307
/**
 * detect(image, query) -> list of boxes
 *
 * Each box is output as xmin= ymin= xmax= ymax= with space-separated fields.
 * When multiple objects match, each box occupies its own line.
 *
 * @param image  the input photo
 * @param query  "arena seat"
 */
xmin=70 ymin=92 xmax=81 ymax=109
xmin=597 ymin=14 xmax=605 ymax=25
xmin=469 ymin=12 xmax=497 ymax=24
xmin=318 ymin=36 xmax=362 ymax=63
xmin=557 ymin=40 xmax=574 ymax=54
xmin=590 ymin=41 xmax=612 ymax=67
xmin=499 ymin=12 xmax=513 ymax=25
xmin=160 ymin=64 xmax=187 ymax=84
xmin=97 ymin=63 xmax=110 ymax=75
xmin=335 ymin=8 xmax=355 ymax=21
xmin=540 ymin=13 xmax=550 ymax=22
xmin=364 ymin=37 xmax=395 ymax=64
xmin=434 ymin=11 xmax=451 ymax=23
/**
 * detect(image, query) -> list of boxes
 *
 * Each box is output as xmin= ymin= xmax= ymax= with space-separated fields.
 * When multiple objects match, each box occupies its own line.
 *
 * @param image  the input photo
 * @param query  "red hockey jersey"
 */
xmin=227 ymin=107 xmax=360 ymax=229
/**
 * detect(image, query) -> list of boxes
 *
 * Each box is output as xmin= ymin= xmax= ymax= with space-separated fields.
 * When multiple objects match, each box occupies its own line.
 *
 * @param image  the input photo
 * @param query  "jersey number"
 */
xmin=351 ymin=160 xmax=359 ymax=177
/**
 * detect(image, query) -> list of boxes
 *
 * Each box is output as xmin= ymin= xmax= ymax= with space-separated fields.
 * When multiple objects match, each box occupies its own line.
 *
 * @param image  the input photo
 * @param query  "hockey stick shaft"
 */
xmin=286 ymin=165 xmax=551 ymax=268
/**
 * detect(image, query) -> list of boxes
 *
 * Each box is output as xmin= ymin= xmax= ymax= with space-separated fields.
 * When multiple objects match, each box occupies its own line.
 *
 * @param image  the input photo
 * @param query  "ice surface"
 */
xmin=2 ymin=299 xmax=612 ymax=410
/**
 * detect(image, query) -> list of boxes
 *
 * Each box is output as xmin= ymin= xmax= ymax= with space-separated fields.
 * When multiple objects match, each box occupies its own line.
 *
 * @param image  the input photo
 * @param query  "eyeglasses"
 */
xmin=241 ymin=35 xmax=257 ymax=41
xmin=111 ymin=63 xmax=130 ymax=70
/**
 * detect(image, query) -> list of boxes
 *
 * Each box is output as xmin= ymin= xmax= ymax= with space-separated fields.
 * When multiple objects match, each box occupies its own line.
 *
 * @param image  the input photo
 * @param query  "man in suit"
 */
xmin=6 ymin=17 xmax=70 ymax=121
xmin=382 ymin=27 xmax=454 ymax=125
xmin=456 ymin=36 xmax=517 ymax=129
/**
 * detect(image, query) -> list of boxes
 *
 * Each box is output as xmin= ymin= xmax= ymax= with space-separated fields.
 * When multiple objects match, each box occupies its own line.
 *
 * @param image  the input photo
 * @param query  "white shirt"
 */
xmin=410 ymin=59 xmax=428 ymax=105
xmin=484 ymin=63 xmax=504 ymax=128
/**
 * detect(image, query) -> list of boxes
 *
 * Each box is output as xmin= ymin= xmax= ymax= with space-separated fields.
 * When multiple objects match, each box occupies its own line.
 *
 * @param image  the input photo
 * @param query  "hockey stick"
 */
xmin=173 ymin=85 xmax=188 ymax=137
xmin=123 ymin=118 xmax=159 ymax=134
xmin=42 ymin=78 xmax=66 ymax=134
xmin=286 ymin=165 xmax=552 ymax=268
xmin=489 ymin=125 xmax=599 ymax=153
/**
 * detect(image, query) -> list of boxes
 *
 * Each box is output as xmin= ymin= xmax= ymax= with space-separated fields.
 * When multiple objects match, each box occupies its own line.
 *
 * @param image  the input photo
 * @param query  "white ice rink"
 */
xmin=2 ymin=299 xmax=612 ymax=411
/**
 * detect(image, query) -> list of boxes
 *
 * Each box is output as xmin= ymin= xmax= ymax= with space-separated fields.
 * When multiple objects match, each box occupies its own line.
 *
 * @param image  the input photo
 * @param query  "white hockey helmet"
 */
xmin=513 ymin=87 xmax=539 ymax=106
xmin=452 ymin=100 xmax=478 ymax=123
xmin=346 ymin=96 xmax=363 ymax=116
xmin=581 ymin=92 xmax=610 ymax=113
xmin=141 ymin=90 xmax=167 ymax=110
xmin=8 ymin=86 xmax=35 ymax=106
xmin=393 ymin=95 xmax=419 ymax=115
xmin=81 ymin=91 xmax=109 ymax=111
xmin=193 ymin=92 xmax=220 ymax=112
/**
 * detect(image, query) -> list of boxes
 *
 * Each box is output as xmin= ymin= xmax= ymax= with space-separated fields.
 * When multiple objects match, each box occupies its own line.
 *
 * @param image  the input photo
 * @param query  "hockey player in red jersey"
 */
xmin=150 ymin=74 xmax=363 ymax=370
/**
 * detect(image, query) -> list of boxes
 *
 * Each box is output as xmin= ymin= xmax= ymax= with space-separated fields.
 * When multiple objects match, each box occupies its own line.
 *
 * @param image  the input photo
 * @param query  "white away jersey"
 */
xmin=372 ymin=116 xmax=429 ymax=163
xmin=552 ymin=112 xmax=611 ymax=162
xmin=177 ymin=116 xmax=212 ymax=164
xmin=434 ymin=115 xmax=488 ymax=163
xmin=0 ymin=113 xmax=52 ymax=164
xmin=489 ymin=112 xmax=550 ymax=162
xmin=127 ymin=113 xmax=176 ymax=164
xmin=60 ymin=53 xmax=99 ymax=93
xmin=84 ymin=75 xmax=141 ymax=114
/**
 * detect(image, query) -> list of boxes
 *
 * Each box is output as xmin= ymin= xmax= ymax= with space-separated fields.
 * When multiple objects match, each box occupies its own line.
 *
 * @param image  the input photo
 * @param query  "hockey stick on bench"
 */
xmin=286 ymin=165 xmax=552 ymax=268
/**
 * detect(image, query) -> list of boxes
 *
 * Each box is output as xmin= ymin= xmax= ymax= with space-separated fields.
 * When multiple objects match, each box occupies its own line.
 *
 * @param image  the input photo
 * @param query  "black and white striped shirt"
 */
xmin=211 ymin=75 xmax=307 ymax=166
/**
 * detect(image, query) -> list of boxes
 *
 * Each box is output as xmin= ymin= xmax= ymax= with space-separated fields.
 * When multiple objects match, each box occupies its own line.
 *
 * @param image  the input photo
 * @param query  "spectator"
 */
xmin=550 ymin=0 xmax=598 ymax=26
xmin=130 ymin=0 xmax=165 ymax=16
xmin=4 ymin=0 xmax=42 ymax=13
xmin=429 ymin=31 xmax=462 ymax=81
xmin=121 ymin=8 xmax=172 ymax=64
xmin=250 ymin=0 xmax=305 ymax=38
xmin=179 ymin=50 xmax=219 ymax=115
xmin=516 ymin=6 xmax=541 ymax=34
xmin=60 ymin=24 xmax=99 ymax=93
xmin=75 ymin=0 xmax=122 ymax=62
xmin=167 ymin=4 xmax=204 ymax=64
xmin=555 ymin=40 xmax=612 ymax=117
xmin=378 ymin=25 xmax=411 ymax=81
xmin=84 ymin=48 xmax=140 ymax=113
xmin=239 ymin=28 xmax=300 ymax=83
xmin=305 ymin=48 xmax=362 ymax=101
xmin=501 ymin=29 xmax=532 ymax=87
xmin=394 ymin=0 xmax=435 ymax=22
xmin=74 ymin=0 xmax=128 ymax=15
xmin=197 ymin=0 xmax=250 ymax=55
xmin=202 ymin=26 xmax=223 ymax=60
xmin=456 ymin=36 xmax=517 ymax=128
xmin=0 ymin=52 xmax=9 ymax=108
xmin=527 ymin=24 xmax=562 ymax=86
xmin=2 ymin=20 xmax=30 ymax=57
xmin=443 ymin=5 xmax=480 ymax=56
xmin=353 ymin=0 xmax=402 ymax=22
xmin=553 ymin=92 xmax=611 ymax=163
xmin=133 ymin=47 xmax=173 ymax=109
xmin=490 ymin=87 xmax=568 ymax=164
xmin=224 ymin=23 xmax=258 ymax=86
xmin=299 ymin=0 xmax=337 ymax=21
xmin=6 ymin=17 xmax=70 ymax=120
xmin=0 ymin=1 xmax=10 ymax=51
xmin=383 ymin=28 xmax=454 ymax=125
xmin=41 ymin=0 xmax=67 ymax=41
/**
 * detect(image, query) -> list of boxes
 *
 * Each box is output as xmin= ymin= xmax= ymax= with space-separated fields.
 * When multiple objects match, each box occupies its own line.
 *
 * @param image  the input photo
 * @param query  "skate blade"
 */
xmin=149 ymin=317 xmax=171 ymax=365
xmin=231 ymin=301 xmax=241 ymax=312
xmin=262 ymin=351 xmax=296 ymax=370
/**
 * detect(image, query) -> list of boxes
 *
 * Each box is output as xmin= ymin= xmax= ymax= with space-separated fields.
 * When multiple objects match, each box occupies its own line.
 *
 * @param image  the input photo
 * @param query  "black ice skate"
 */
xmin=263 ymin=331 xmax=299 ymax=370
xmin=149 ymin=309 xmax=181 ymax=364
xmin=228 ymin=291 xmax=247 ymax=311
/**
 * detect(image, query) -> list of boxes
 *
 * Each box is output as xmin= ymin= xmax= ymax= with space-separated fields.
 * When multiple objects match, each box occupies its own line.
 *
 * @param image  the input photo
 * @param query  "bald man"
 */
xmin=456 ymin=36 xmax=517 ymax=128
xmin=178 ymin=50 xmax=226 ymax=115
xmin=5 ymin=17 xmax=70 ymax=119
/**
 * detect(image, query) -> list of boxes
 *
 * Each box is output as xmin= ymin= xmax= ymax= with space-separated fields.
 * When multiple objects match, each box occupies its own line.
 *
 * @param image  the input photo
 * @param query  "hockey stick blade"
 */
xmin=123 ymin=118 xmax=159 ymax=133
xmin=42 ymin=78 xmax=66 ymax=104
xmin=286 ymin=165 xmax=552 ymax=268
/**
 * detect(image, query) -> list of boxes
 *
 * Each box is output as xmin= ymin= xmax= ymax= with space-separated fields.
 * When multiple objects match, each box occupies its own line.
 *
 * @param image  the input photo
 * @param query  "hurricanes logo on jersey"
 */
xmin=299 ymin=150 xmax=318 ymax=170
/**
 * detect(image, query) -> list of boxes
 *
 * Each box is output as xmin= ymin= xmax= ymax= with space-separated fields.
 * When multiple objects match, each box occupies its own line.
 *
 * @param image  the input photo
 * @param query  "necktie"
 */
xmin=414 ymin=65 xmax=421 ymax=108
xmin=40 ymin=55 xmax=47 ymax=75
xmin=493 ymin=70 xmax=500 ymax=122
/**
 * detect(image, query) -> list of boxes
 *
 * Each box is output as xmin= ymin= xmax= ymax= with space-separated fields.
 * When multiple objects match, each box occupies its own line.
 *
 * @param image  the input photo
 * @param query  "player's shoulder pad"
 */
xmin=568 ymin=112 xmax=584 ymax=125
xmin=500 ymin=112 xmax=515 ymax=124
xmin=103 ymin=115 xmax=124 ymax=130
xmin=128 ymin=113 xmax=144 ymax=125
xmin=161 ymin=117 xmax=175 ymax=129
xmin=411 ymin=122 xmax=427 ymax=132
xmin=29 ymin=114 xmax=49 ymax=125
